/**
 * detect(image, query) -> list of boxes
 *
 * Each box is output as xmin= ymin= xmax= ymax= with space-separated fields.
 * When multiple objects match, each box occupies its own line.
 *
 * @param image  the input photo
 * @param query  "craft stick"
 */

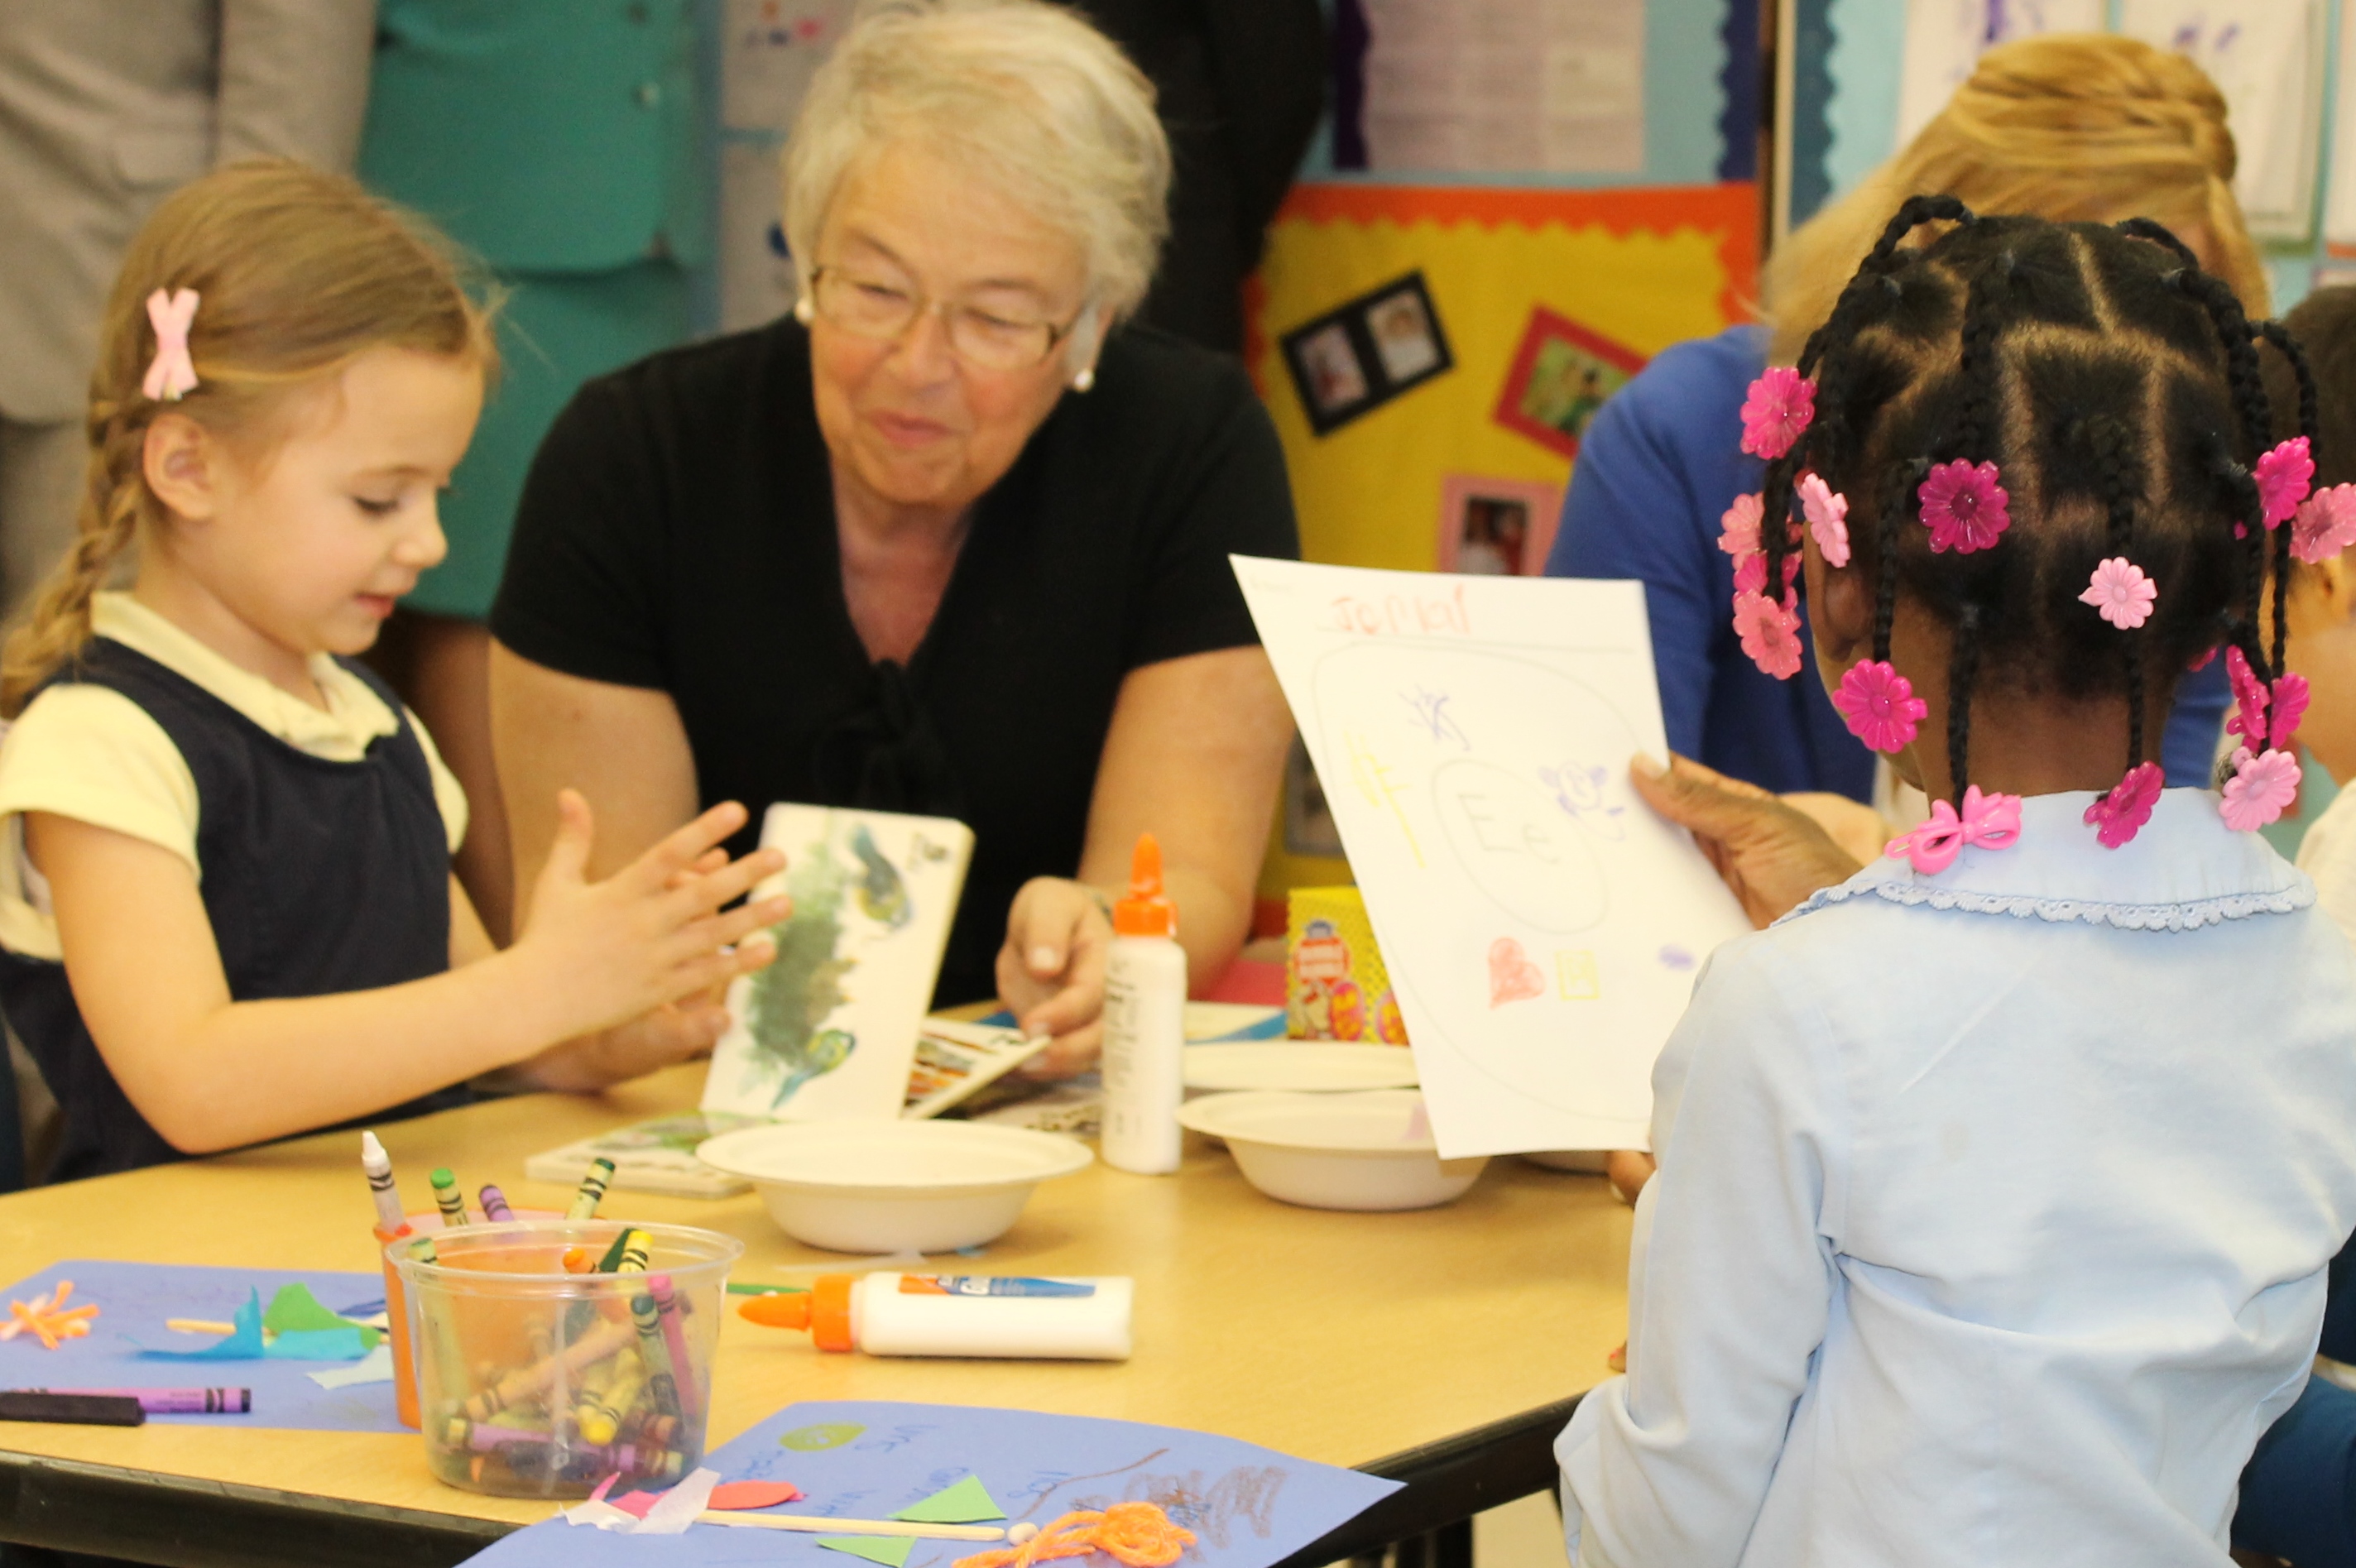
xmin=463 ymin=1318 xmax=635 ymax=1422
xmin=166 ymin=1319 xmax=238 ymax=1336
xmin=694 ymin=1514 xmax=1007 ymax=1542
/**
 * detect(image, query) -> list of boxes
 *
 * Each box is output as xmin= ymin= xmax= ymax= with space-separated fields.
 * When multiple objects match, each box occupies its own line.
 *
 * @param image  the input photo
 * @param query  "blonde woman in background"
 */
xmin=1544 ymin=34 xmax=2253 ymax=855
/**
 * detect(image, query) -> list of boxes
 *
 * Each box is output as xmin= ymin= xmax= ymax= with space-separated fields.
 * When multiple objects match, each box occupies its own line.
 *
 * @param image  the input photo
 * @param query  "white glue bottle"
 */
xmin=1100 ymin=832 xmax=1187 ymax=1175
xmin=739 ymin=1273 xmax=1134 ymax=1359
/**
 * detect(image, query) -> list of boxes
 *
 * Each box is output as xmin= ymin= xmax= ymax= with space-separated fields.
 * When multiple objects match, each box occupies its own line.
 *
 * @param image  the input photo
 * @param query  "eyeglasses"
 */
xmin=806 ymin=265 xmax=1081 ymax=372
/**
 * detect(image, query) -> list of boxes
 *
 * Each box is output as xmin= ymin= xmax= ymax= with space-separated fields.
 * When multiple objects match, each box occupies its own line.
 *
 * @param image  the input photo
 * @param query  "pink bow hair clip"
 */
xmin=1884 ymin=784 xmax=2023 ymax=875
xmin=142 ymin=288 xmax=200 ymax=402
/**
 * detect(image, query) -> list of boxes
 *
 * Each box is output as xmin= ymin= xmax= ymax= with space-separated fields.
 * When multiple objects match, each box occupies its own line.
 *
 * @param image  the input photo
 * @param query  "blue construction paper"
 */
xmin=0 ymin=1260 xmax=405 ymax=1433
xmin=459 ymin=1400 xmax=1404 ymax=1567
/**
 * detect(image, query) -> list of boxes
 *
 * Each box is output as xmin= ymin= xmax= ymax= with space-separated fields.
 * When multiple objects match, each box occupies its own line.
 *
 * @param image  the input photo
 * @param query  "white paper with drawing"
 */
xmin=1233 ymin=558 xmax=1748 ymax=1158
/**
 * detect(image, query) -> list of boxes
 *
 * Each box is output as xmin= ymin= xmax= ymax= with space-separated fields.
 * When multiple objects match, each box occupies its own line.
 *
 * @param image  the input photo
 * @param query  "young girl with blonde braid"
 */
xmin=1557 ymin=201 xmax=2356 ymax=1567
xmin=0 ymin=161 xmax=790 ymax=1183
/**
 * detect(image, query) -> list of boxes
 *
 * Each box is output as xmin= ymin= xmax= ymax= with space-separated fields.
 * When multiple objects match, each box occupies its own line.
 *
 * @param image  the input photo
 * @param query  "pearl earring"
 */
xmin=1072 ymin=367 xmax=1095 ymax=393
xmin=794 ymin=296 xmax=814 ymax=325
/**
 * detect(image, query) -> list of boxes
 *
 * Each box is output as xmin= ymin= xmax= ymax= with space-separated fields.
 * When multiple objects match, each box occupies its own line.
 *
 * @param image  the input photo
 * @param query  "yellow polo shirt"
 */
xmin=0 ymin=592 xmax=467 ymax=960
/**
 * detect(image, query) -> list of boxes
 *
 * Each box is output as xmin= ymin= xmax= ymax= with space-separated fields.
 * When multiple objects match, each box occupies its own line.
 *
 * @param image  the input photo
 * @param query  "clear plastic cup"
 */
xmin=391 ymin=1219 xmax=742 ymax=1498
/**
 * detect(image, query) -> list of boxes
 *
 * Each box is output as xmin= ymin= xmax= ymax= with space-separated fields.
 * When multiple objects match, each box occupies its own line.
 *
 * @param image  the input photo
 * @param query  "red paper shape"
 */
xmin=708 ymin=1480 xmax=807 ymax=1510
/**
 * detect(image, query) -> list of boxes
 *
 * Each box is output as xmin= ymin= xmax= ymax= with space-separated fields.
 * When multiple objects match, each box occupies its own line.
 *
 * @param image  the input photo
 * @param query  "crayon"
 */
xmin=568 ymin=1158 xmax=616 ymax=1220
xmin=614 ymin=1229 xmax=652 ymax=1277
xmin=0 ymin=1392 xmax=144 ymax=1427
xmin=429 ymin=1168 xmax=468 ymax=1227
xmin=34 ymin=1387 xmax=250 ymax=1414
xmin=649 ymin=1273 xmax=701 ymax=1421
xmin=628 ymin=1290 xmax=680 ymax=1417
xmin=362 ymin=1131 xmax=419 ymax=1429
xmin=360 ymin=1132 xmax=407 ymax=1236
xmin=592 ymin=1229 xmax=634 ymax=1273
xmin=561 ymin=1247 xmax=593 ymax=1274
xmin=573 ymin=1346 xmax=647 ymax=1446
xmin=478 ymin=1185 xmax=515 ymax=1222
xmin=462 ymin=1318 xmax=635 ymax=1422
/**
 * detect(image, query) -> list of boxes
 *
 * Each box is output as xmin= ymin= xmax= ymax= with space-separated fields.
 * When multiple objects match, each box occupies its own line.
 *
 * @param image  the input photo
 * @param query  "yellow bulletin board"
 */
xmin=1245 ymin=182 xmax=1760 ymax=911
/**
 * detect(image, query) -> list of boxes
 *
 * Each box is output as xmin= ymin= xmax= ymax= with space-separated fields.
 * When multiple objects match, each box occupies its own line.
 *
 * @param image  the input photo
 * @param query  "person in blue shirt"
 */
xmin=1547 ymin=36 xmax=2258 ymax=825
xmin=1557 ymin=201 xmax=2356 ymax=1568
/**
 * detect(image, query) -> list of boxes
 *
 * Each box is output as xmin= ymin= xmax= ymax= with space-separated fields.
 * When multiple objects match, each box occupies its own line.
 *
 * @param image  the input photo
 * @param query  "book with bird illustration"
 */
xmin=702 ymin=803 xmax=975 ymax=1121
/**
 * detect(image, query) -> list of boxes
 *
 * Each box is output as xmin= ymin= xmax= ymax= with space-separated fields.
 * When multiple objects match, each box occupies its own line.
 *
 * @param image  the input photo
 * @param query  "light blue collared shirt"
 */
xmin=1558 ymin=789 xmax=2356 ymax=1567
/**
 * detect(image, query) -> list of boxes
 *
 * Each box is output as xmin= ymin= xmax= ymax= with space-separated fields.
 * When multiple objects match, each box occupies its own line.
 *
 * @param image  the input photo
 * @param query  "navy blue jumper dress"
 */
xmin=0 ymin=637 xmax=468 ymax=1182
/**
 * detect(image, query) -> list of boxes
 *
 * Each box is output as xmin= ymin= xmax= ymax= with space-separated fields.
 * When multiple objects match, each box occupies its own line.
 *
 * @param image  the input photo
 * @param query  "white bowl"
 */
xmin=1183 ymin=1043 xmax=1420 ymax=1094
xmin=1175 ymin=1090 xmax=1488 ymax=1211
xmin=696 ymin=1120 xmax=1092 ymax=1254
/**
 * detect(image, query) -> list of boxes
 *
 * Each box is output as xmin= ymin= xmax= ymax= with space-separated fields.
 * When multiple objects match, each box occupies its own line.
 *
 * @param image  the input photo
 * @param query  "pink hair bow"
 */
xmin=142 ymin=288 xmax=200 ymax=401
xmin=1883 ymin=784 xmax=2023 ymax=875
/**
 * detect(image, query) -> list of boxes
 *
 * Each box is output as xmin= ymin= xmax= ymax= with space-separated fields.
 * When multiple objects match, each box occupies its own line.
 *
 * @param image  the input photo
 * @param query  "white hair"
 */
xmin=782 ymin=0 xmax=1172 ymax=348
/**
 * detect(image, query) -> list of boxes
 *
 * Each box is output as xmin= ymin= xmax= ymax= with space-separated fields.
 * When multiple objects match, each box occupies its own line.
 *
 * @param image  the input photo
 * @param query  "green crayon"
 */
xmin=567 ymin=1158 xmax=616 ymax=1220
xmin=429 ymin=1168 xmax=468 ymax=1227
xmin=628 ymin=1290 xmax=679 ymax=1416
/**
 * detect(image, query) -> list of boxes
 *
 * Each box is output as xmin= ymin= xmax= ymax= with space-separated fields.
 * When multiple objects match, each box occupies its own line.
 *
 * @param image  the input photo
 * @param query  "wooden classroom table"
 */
xmin=0 ymin=1063 xmax=1634 ymax=1568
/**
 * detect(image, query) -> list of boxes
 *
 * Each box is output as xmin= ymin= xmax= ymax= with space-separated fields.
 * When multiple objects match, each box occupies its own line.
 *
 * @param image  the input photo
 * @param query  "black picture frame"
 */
xmin=1279 ymin=270 xmax=1455 ymax=436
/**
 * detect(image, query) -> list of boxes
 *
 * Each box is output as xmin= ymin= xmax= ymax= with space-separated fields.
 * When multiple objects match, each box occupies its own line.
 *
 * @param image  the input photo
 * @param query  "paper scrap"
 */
xmin=135 ymin=1287 xmax=372 ymax=1362
xmin=638 ymin=1467 xmax=722 ymax=1534
xmin=134 ymin=1290 xmax=264 ymax=1359
xmin=895 ymin=1474 xmax=1005 ymax=1523
xmin=818 ymin=1537 xmax=915 ymax=1567
xmin=708 ymin=1479 xmax=805 ymax=1510
xmin=306 ymin=1343 xmax=395 ymax=1388
xmin=263 ymin=1283 xmax=377 ymax=1348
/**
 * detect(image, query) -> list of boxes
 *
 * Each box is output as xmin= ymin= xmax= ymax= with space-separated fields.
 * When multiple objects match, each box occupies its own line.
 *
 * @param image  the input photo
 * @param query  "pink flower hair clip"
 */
xmin=1739 ymin=368 xmax=1815 ymax=460
xmin=2256 ymin=437 xmax=2315 ymax=529
xmin=1917 ymin=459 xmax=2010 ymax=553
xmin=2079 ymin=557 xmax=2157 ymax=630
xmin=2220 ymin=647 xmax=2306 ymax=748
xmin=2221 ymin=746 xmax=2301 ymax=832
xmin=2293 ymin=484 xmax=2356 ymax=563
xmin=1717 ymin=493 xmax=1763 ymax=559
xmin=1832 ymin=659 xmax=1925 ymax=753
xmin=142 ymin=287 xmax=200 ymax=402
xmin=1885 ymin=784 xmax=2023 ymax=875
xmin=1733 ymin=550 xmax=1800 ymax=597
xmin=1731 ymin=587 xmax=1803 ymax=679
xmin=1798 ymin=472 xmax=1850 ymax=566
xmin=2085 ymin=760 xmax=2163 ymax=848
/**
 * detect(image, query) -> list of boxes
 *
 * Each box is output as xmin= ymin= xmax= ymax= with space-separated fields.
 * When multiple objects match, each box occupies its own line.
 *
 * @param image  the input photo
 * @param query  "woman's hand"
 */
xmin=996 ymin=876 xmax=1113 ymax=1076
xmin=506 ymin=791 xmax=789 ymax=1045
xmin=1630 ymin=753 xmax=1864 ymax=928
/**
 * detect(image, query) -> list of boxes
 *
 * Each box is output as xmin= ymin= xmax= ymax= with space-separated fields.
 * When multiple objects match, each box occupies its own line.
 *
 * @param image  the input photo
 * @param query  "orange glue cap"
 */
xmin=1113 ymin=834 xmax=1177 ymax=937
xmin=738 ymin=1274 xmax=856 ymax=1351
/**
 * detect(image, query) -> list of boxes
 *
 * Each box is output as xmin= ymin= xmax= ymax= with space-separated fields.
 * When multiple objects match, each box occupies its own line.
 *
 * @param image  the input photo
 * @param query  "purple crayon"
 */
xmin=478 ymin=1185 xmax=515 ymax=1222
xmin=648 ymin=1274 xmax=700 ymax=1421
xmin=36 ymin=1387 xmax=250 ymax=1414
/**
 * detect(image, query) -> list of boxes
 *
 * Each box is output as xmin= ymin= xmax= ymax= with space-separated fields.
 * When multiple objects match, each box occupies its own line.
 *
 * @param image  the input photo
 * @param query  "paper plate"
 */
xmin=1176 ymin=1090 xmax=1486 ymax=1211
xmin=1182 ymin=1043 xmax=1420 ymax=1094
xmin=696 ymin=1120 xmax=1092 ymax=1253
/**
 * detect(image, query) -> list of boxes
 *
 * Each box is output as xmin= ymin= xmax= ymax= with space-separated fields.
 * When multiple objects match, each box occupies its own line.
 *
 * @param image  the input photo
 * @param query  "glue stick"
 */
xmin=738 ymin=1273 xmax=1132 ymax=1359
xmin=1099 ymin=834 xmax=1186 ymax=1175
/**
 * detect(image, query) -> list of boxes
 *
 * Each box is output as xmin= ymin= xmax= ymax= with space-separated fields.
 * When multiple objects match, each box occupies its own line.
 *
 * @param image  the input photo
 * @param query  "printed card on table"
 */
xmin=1232 ymin=557 xmax=1750 ymax=1158
xmin=704 ymin=805 xmax=972 ymax=1121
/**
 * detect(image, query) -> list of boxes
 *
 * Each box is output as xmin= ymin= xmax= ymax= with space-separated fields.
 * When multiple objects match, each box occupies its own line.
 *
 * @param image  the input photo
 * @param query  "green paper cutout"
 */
xmin=818 ymin=1537 xmax=914 ymax=1566
xmin=781 ymin=1422 xmax=865 ymax=1451
xmin=261 ymin=1283 xmax=378 ymax=1350
xmin=895 ymin=1474 xmax=1006 ymax=1523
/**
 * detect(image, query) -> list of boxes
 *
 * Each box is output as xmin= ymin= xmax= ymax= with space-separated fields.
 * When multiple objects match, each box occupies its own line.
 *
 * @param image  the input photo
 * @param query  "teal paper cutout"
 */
xmin=132 ymin=1287 xmax=263 ymax=1359
xmin=818 ymin=1537 xmax=915 ymax=1566
xmin=895 ymin=1475 xmax=1006 ymax=1523
xmin=781 ymin=1422 xmax=865 ymax=1451
xmin=267 ymin=1328 xmax=371 ymax=1359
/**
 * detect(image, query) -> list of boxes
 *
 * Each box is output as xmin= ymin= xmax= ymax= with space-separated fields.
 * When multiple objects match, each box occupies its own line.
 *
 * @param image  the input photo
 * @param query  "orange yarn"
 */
xmin=955 ymin=1503 xmax=1197 ymax=1568
xmin=0 ymin=1280 xmax=99 ymax=1350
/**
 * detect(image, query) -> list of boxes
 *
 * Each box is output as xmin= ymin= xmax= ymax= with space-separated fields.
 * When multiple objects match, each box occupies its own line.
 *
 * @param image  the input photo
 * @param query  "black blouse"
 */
xmin=491 ymin=318 xmax=1298 ymax=1005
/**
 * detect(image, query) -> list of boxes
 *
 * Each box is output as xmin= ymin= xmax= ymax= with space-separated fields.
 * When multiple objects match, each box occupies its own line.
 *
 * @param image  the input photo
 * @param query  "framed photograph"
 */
xmin=1280 ymin=271 xmax=1455 ymax=436
xmin=1435 ymin=473 xmax=1564 ymax=578
xmin=1491 ymin=308 xmax=1648 ymax=460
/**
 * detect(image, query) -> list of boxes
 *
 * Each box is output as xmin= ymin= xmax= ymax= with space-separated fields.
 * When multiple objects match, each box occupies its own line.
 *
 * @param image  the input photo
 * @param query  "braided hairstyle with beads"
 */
xmin=1731 ymin=201 xmax=2319 ymax=846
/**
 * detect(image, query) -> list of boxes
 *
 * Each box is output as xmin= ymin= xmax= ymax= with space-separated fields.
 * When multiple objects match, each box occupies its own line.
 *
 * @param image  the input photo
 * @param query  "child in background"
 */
xmin=0 ymin=161 xmax=789 ymax=1183
xmin=1558 ymin=202 xmax=2356 ymax=1566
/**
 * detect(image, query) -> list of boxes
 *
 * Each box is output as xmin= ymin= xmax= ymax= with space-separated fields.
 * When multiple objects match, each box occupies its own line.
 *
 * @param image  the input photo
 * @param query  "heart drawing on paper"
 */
xmin=1488 ymin=937 xmax=1546 ymax=1008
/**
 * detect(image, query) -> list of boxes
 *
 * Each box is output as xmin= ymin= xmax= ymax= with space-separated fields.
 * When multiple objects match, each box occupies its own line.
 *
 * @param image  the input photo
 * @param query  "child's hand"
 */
xmin=509 ymin=791 xmax=789 ymax=1043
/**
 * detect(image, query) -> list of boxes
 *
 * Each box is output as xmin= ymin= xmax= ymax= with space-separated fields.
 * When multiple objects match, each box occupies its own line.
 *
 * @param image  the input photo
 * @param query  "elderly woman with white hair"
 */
xmin=487 ymin=0 xmax=1297 ymax=1073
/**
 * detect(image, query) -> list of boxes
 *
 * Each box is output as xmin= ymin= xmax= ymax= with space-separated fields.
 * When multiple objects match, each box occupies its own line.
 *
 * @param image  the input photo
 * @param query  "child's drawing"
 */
xmin=1237 ymin=559 xmax=1751 ymax=1157
xmin=704 ymin=806 xmax=974 ymax=1122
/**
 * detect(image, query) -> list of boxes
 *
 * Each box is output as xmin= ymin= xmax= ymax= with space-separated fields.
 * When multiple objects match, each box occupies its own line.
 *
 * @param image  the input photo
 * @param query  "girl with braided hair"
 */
xmin=1556 ymin=205 xmax=2356 ymax=1567
xmin=0 ymin=162 xmax=792 ymax=1181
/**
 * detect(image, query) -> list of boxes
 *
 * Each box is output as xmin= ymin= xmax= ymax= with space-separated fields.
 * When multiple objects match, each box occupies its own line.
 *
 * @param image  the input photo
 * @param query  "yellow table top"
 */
xmin=0 ymin=1064 xmax=1630 ymax=1558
